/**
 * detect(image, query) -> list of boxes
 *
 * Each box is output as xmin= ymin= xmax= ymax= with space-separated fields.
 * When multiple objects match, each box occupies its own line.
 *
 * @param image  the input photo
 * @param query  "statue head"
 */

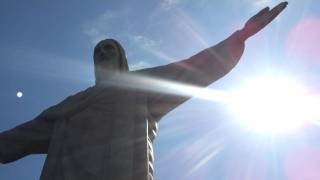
xmin=93 ymin=39 xmax=129 ymax=85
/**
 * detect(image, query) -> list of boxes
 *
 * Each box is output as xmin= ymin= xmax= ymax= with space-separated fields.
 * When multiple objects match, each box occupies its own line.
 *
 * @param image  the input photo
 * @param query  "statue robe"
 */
xmin=0 ymin=31 xmax=245 ymax=180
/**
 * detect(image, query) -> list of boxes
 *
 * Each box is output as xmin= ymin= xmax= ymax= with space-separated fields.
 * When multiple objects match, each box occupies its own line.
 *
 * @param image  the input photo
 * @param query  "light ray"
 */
xmin=174 ymin=9 xmax=209 ymax=47
xmin=101 ymin=72 xmax=320 ymax=136
xmin=187 ymin=146 xmax=223 ymax=176
xmin=101 ymin=72 xmax=231 ymax=103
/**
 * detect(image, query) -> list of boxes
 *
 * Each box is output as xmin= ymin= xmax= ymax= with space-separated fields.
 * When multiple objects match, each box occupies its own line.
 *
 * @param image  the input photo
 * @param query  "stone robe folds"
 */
xmin=0 ymin=31 xmax=245 ymax=180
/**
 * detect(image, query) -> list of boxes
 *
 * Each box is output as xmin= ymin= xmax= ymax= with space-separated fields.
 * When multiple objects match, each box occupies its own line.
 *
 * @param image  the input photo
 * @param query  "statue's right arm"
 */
xmin=0 ymin=87 xmax=93 ymax=164
xmin=0 ymin=114 xmax=54 ymax=164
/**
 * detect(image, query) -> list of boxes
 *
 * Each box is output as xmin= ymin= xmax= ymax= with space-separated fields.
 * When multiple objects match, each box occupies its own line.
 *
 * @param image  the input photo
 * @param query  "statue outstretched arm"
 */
xmin=0 ymin=114 xmax=54 ymax=164
xmin=0 ymin=87 xmax=93 ymax=164
xmin=136 ymin=2 xmax=288 ymax=121
xmin=239 ymin=1 xmax=288 ymax=41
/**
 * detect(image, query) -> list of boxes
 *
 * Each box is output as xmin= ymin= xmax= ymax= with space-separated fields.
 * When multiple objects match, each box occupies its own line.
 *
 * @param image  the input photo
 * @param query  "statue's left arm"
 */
xmin=136 ymin=2 xmax=288 ymax=121
xmin=138 ymin=30 xmax=244 ymax=121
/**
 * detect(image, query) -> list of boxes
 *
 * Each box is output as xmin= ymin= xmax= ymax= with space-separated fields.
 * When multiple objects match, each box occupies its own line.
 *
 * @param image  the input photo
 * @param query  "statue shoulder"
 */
xmin=66 ymin=86 xmax=95 ymax=100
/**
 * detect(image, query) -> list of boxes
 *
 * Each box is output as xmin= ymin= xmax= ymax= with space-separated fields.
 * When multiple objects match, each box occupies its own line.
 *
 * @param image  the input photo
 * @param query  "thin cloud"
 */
xmin=10 ymin=47 xmax=93 ymax=85
xmin=133 ymin=35 xmax=158 ymax=48
xmin=251 ymin=0 xmax=284 ymax=8
xmin=132 ymin=35 xmax=176 ymax=62
xmin=83 ymin=11 xmax=121 ymax=44
xmin=160 ymin=0 xmax=182 ymax=10
xmin=130 ymin=61 xmax=152 ymax=70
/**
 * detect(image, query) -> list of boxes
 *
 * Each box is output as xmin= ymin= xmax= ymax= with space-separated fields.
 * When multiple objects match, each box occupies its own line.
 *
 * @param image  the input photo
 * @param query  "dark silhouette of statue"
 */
xmin=0 ymin=2 xmax=287 ymax=180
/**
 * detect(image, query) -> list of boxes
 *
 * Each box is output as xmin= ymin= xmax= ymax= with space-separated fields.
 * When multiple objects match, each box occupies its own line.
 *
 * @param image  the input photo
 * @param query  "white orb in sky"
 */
xmin=16 ymin=91 xmax=23 ymax=98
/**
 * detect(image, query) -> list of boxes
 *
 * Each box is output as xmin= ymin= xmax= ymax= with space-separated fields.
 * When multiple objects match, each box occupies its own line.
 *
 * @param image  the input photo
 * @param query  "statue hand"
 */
xmin=240 ymin=1 xmax=288 ymax=40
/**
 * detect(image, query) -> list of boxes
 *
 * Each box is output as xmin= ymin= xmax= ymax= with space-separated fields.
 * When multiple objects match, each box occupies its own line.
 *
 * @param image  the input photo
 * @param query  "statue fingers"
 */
xmin=240 ymin=1 xmax=287 ymax=40
xmin=251 ymin=7 xmax=270 ymax=21
xmin=264 ymin=2 xmax=288 ymax=25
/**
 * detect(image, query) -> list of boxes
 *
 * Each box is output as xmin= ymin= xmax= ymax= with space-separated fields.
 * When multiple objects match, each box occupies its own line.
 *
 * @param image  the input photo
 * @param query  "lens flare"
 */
xmin=227 ymin=75 xmax=320 ymax=134
xmin=287 ymin=17 xmax=320 ymax=64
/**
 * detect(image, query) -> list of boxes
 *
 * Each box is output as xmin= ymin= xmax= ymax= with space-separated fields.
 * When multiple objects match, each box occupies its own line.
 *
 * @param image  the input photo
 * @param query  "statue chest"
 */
xmin=42 ymin=89 xmax=153 ymax=180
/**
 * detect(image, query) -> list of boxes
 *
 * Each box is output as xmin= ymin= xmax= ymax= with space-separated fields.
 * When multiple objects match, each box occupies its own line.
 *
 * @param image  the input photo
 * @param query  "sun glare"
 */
xmin=106 ymin=72 xmax=320 ymax=135
xmin=227 ymin=75 xmax=320 ymax=134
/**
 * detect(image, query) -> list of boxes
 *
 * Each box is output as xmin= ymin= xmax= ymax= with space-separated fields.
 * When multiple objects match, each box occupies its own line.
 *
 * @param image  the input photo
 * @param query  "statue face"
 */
xmin=95 ymin=43 xmax=120 ymax=71
xmin=94 ymin=42 xmax=121 ymax=84
xmin=93 ymin=39 xmax=129 ymax=85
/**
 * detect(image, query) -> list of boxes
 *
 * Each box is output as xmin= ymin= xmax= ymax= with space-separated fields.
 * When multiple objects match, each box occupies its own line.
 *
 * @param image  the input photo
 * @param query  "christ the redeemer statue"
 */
xmin=0 ymin=2 xmax=287 ymax=180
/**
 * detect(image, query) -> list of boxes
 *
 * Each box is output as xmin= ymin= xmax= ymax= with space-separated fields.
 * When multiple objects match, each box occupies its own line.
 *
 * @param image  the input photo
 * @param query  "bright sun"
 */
xmin=227 ymin=75 xmax=320 ymax=134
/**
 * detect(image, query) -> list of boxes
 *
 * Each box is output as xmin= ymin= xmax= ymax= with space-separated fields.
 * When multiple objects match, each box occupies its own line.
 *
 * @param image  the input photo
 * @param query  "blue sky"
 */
xmin=1 ymin=0 xmax=320 ymax=179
